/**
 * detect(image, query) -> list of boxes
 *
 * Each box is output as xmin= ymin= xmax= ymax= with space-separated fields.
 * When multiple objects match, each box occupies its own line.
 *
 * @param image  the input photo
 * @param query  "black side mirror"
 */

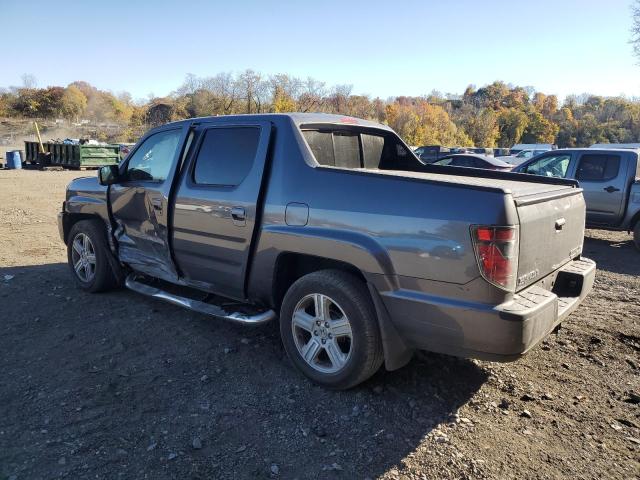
xmin=98 ymin=164 xmax=121 ymax=185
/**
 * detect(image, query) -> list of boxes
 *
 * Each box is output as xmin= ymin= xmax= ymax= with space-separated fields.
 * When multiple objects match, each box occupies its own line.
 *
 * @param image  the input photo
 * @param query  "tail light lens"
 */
xmin=471 ymin=225 xmax=519 ymax=291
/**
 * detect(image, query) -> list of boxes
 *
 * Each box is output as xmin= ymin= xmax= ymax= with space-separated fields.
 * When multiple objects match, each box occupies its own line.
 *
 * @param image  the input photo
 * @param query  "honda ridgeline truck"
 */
xmin=58 ymin=114 xmax=596 ymax=389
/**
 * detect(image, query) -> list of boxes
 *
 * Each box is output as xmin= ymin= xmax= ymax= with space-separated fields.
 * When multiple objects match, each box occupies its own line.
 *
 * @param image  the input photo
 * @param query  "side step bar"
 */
xmin=125 ymin=274 xmax=275 ymax=325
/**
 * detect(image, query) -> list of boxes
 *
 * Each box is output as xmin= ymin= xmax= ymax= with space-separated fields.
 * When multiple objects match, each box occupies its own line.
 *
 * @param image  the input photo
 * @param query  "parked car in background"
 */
xmin=469 ymin=147 xmax=494 ymax=156
xmin=413 ymin=145 xmax=451 ymax=163
xmin=118 ymin=143 xmax=135 ymax=161
xmin=58 ymin=113 xmax=595 ymax=389
xmin=433 ymin=153 xmax=513 ymax=171
xmin=510 ymin=143 xmax=555 ymax=154
xmin=448 ymin=147 xmax=469 ymax=154
xmin=513 ymin=148 xmax=640 ymax=249
xmin=501 ymin=149 xmax=549 ymax=166
xmin=493 ymin=148 xmax=511 ymax=157
xmin=590 ymin=143 xmax=640 ymax=149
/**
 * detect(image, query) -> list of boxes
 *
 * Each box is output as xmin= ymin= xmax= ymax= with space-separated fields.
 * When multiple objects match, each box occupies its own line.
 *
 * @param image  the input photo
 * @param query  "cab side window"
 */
xmin=126 ymin=129 xmax=181 ymax=182
xmin=576 ymin=154 xmax=620 ymax=182
xmin=193 ymin=127 xmax=260 ymax=186
xmin=523 ymin=154 xmax=571 ymax=178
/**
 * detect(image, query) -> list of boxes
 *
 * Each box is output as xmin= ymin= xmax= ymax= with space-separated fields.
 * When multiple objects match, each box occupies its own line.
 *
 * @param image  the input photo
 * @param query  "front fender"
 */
xmin=66 ymin=194 xmax=110 ymax=220
xmin=61 ymin=176 xmax=112 ymax=245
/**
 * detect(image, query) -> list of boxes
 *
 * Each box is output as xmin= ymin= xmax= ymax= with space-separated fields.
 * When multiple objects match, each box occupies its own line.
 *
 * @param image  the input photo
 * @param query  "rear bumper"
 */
xmin=381 ymin=257 xmax=596 ymax=361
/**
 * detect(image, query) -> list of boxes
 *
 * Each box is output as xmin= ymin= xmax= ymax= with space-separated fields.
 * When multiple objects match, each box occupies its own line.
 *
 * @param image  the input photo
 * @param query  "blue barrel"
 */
xmin=6 ymin=150 xmax=22 ymax=169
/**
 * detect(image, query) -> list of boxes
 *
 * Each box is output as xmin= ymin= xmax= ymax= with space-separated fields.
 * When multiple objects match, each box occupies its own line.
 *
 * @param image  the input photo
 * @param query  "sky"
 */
xmin=1 ymin=0 xmax=638 ymax=101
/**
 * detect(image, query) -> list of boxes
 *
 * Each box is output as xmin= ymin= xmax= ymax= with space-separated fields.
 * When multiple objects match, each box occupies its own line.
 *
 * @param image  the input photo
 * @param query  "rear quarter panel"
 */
xmin=247 ymin=118 xmax=517 ymax=305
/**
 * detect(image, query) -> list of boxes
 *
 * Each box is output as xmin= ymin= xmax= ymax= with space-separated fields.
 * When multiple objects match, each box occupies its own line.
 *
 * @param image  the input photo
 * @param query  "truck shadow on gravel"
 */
xmin=582 ymin=232 xmax=640 ymax=276
xmin=1 ymin=263 xmax=488 ymax=479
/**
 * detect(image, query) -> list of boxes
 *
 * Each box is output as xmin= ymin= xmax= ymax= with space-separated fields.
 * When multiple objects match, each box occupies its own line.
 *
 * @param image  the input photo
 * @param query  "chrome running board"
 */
xmin=125 ymin=274 xmax=275 ymax=325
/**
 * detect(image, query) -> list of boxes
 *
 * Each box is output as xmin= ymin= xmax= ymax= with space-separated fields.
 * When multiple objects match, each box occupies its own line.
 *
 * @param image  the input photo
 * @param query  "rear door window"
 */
xmin=193 ymin=127 xmax=260 ymax=186
xmin=576 ymin=154 xmax=620 ymax=182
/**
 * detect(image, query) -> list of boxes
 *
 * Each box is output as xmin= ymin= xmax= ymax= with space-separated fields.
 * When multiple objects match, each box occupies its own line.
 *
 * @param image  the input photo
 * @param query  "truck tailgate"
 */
xmin=514 ymin=188 xmax=585 ymax=290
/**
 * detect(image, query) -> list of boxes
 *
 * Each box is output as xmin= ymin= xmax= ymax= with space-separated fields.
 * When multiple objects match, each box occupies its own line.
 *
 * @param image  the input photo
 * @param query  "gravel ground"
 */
xmin=0 ymin=169 xmax=638 ymax=480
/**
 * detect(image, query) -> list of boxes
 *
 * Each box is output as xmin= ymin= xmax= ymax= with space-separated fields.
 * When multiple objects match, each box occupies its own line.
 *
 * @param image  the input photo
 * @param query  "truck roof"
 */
xmin=163 ymin=112 xmax=393 ymax=131
xmin=555 ymin=147 xmax=639 ymax=155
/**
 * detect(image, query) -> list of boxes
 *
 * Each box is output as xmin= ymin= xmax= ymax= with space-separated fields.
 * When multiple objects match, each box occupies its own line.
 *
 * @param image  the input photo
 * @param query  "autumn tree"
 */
xmin=60 ymin=85 xmax=87 ymax=121
xmin=521 ymin=110 xmax=559 ymax=143
xmin=271 ymin=85 xmax=297 ymax=112
xmin=497 ymin=108 xmax=528 ymax=147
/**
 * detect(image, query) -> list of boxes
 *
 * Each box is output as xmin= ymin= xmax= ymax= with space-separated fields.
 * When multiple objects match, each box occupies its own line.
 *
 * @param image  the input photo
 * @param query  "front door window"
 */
xmin=125 ymin=129 xmax=181 ymax=182
xmin=522 ymin=154 xmax=571 ymax=178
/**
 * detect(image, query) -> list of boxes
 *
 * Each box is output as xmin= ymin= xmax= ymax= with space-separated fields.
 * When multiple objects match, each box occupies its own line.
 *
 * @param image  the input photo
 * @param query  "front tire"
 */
xmin=67 ymin=219 xmax=122 ymax=293
xmin=280 ymin=270 xmax=383 ymax=389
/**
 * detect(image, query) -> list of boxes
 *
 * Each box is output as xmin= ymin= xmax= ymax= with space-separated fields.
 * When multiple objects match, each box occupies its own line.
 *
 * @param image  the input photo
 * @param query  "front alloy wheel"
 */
xmin=66 ymin=219 xmax=123 ymax=293
xmin=71 ymin=233 xmax=97 ymax=283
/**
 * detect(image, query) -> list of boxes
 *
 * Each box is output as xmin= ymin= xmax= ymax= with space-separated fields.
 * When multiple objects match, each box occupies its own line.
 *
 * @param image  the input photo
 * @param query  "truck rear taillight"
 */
xmin=471 ymin=225 xmax=519 ymax=291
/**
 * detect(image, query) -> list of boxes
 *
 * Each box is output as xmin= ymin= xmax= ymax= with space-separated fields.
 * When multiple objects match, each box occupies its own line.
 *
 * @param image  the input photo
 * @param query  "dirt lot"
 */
xmin=0 ymin=169 xmax=638 ymax=480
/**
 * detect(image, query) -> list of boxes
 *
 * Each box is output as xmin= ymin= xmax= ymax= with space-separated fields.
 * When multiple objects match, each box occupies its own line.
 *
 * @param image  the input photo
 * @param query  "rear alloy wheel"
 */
xmin=291 ymin=293 xmax=354 ymax=374
xmin=280 ymin=270 xmax=383 ymax=389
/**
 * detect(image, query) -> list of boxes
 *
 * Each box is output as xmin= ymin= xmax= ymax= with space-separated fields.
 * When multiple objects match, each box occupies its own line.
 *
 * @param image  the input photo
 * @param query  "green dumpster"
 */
xmin=24 ymin=141 xmax=120 ymax=168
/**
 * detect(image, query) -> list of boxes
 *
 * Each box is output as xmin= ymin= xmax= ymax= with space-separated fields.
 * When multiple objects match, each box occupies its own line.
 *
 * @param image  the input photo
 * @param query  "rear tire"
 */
xmin=279 ymin=270 xmax=383 ymax=390
xmin=67 ymin=219 xmax=122 ymax=293
xmin=634 ymin=222 xmax=640 ymax=252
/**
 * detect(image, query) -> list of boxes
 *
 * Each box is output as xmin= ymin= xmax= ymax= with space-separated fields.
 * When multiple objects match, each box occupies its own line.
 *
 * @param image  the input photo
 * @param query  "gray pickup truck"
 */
xmin=514 ymin=148 xmax=640 ymax=249
xmin=58 ymin=113 xmax=595 ymax=389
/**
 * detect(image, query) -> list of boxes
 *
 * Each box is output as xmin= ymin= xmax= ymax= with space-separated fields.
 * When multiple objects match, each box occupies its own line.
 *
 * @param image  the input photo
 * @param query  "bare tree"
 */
xmin=21 ymin=73 xmax=37 ymax=89
xmin=633 ymin=0 xmax=640 ymax=62
xmin=175 ymin=73 xmax=201 ymax=96
xmin=236 ymin=70 xmax=269 ymax=114
xmin=210 ymin=72 xmax=239 ymax=114
xmin=297 ymin=78 xmax=327 ymax=112
xmin=327 ymin=84 xmax=353 ymax=114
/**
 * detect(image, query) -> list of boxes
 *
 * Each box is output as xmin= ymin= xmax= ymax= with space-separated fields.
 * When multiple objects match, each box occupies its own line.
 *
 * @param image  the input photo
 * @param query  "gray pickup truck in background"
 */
xmin=514 ymin=148 xmax=640 ymax=249
xmin=58 ymin=113 xmax=595 ymax=389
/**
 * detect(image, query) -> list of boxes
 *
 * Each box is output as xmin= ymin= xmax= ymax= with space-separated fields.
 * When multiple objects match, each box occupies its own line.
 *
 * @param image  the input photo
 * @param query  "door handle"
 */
xmin=231 ymin=206 xmax=246 ymax=226
xmin=603 ymin=186 xmax=620 ymax=193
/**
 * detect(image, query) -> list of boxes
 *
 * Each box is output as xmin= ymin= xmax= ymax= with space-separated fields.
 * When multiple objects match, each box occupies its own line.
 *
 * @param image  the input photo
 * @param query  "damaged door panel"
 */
xmin=109 ymin=126 xmax=187 ymax=281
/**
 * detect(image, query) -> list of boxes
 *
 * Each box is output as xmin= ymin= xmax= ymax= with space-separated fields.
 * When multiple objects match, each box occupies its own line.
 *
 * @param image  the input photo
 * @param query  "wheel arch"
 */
xmin=271 ymin=252 xmax=366 ymax=311
xmin=628 ymin=209 xmax=640 ymax=233
xmin=62 ymin=213 xmax=109 ymax=245
xmin=270 ymin=251 xmax=412 ymax=371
